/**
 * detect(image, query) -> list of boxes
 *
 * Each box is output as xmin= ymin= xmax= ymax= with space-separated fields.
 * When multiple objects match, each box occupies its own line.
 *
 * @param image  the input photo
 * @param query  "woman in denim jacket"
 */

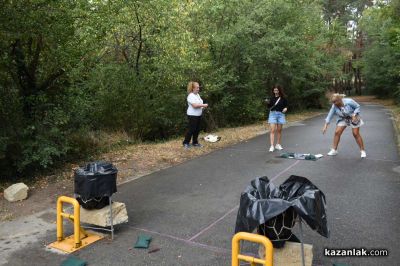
xmin=322 ymin=93 xmax=366 ymax=158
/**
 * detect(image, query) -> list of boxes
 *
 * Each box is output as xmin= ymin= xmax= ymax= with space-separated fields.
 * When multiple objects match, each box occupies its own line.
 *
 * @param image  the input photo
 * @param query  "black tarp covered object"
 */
xmin=235 ymin=175 xmax=329 ymax=238
xmin=74 ymin=161 xmax=117 ymax=209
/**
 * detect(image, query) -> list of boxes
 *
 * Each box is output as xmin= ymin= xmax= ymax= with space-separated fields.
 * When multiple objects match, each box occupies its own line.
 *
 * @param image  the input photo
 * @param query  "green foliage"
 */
xmin=360 ymin=0 xmax=400 ymax=101
xmin=0 ymin=0 xmax=88 ymax=178
xmin=0 ymin=0 xmax=352 ymax=179
xmin=192 ymin=0 xmax=345 ymax=118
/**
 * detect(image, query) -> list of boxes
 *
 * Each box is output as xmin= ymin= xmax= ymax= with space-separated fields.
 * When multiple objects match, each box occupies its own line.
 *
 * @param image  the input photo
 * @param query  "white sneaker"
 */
xmin=327 ymin=149 xmax=338 ymax=156
xmin=269 ymin=146 xmax=275 ymax=152
xmin=361 ymin=150 xmax=366 ymax=158
xmin=275 ymin=144 xmax=283 ymax=150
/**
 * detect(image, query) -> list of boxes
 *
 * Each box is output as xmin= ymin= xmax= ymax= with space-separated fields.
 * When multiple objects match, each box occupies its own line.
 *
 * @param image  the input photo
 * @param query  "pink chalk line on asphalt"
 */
xmin=270 ymin=160 xmax=300 ymax=181
xmin=130 ymin=160 xmax=300 ymax=255
xmin=130 ymin=225 xmax=230 ymax=254
xmin=188 ymin=205 xmax=239 ymax=241
xmin=188 ymin=160 xmax=300 ymax=242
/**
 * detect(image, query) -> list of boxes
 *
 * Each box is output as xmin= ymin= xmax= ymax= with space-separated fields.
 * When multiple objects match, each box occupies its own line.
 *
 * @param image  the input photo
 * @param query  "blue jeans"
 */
xmin=268 ymin=111 xmax=286 ymax=124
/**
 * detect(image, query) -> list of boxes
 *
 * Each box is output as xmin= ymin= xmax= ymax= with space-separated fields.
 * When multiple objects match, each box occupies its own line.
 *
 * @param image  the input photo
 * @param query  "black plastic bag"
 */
xmin=74 ymin=161 xmax=117 ymax=209
xmin=235 ymin=175 xmax=329 ymax=242
xmin=76 ymin=196 xmax=110 ymax=210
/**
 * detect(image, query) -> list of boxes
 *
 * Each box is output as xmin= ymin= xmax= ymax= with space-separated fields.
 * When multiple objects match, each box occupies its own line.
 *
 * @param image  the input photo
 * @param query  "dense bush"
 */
xmin=360 ymin=0 xmax=400 ymax=102
xmin=2 ymin=0 xmax=384 ymax=180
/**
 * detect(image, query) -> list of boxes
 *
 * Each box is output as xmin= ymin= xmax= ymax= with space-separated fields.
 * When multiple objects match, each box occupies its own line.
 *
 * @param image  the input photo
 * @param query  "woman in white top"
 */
xmin=322 ymin=93 xmax=366 ymax=158
xmin=182 ymin=81 xmax=208 ymax=148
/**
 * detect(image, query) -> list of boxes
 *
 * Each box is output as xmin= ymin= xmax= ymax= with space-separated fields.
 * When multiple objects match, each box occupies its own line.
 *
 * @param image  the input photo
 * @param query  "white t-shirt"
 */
xmin=187 ymin=92 xmax=203 ymax=116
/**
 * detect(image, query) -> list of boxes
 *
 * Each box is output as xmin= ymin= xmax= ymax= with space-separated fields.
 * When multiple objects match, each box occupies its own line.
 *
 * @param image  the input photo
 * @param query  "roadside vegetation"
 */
xmin=0 ymin=0 xmax=398 ymax=184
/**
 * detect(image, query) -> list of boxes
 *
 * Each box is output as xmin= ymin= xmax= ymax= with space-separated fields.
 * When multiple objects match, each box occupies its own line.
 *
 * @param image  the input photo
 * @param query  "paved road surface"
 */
xmin=2 ymin=103 xmax=399 ymax=266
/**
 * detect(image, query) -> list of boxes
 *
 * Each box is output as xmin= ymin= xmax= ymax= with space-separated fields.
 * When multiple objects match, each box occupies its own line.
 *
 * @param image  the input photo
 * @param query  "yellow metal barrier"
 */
xmin=57 ymin=196 xmax=81 ymax=247
xmin=232 ymin=232 xmax=273 ymax=266
xmin=48 ymin=196 xmax=103 ymax=253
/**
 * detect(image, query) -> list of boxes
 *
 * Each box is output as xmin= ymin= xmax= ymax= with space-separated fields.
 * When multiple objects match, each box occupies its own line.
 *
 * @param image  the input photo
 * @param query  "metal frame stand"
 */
xmin=298 ymin=218 xmax=306 ymax=266
xmin=81 ymin=196 xmax=114 ymax=240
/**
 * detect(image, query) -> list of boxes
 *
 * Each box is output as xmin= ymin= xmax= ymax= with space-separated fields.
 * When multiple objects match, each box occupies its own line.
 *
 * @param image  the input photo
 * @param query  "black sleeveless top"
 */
xmin=268 ymin=96 xmax=288 ymax=112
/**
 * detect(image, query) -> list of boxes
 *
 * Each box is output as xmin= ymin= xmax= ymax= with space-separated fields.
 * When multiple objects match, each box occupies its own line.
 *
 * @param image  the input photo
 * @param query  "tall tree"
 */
xmin=360 ymin=0 xmax=400 ymax=100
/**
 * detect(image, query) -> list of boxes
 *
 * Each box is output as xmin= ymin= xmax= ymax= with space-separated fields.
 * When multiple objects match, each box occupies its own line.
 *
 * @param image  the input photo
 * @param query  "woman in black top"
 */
xmin=266 ymin=85 xmax=288 ymax=152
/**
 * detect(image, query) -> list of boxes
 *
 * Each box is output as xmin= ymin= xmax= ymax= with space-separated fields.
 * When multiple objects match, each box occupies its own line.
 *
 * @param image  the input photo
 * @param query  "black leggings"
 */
xmin=183 ymin=115 xmax=202 ymax=145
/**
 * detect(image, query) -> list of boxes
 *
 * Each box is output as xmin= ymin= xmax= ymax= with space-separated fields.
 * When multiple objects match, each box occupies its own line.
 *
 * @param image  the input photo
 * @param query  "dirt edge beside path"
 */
xmin=1 ymin=110 xmax=322 ymax=222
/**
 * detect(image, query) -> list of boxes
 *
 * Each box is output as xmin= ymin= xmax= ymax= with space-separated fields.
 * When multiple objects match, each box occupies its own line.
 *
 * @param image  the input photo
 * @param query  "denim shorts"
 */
xmin=337 ymin=118 xmax=364 ymax=128
xmin=268 ymin=111 xmax=286 ymax=124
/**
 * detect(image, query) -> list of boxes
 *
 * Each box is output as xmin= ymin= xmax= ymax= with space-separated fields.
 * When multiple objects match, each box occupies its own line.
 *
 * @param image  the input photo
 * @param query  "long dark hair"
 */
xmin=271 ymin=84 xmax=286 ymax=98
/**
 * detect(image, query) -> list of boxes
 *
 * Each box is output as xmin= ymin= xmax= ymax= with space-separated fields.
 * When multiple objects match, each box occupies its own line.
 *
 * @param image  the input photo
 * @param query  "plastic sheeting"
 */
xmin=235 ymin=175 xmax=329 ymax=239
xmin=74 ymin=161 xmax=117 ymax=199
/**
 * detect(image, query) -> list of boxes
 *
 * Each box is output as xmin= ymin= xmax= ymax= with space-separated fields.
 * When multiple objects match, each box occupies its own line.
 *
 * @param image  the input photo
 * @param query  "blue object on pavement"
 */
xmin=60 ymin=256 xmax=87 ymax=266
xmin=134 ymin=234 xmax=152 ymax=248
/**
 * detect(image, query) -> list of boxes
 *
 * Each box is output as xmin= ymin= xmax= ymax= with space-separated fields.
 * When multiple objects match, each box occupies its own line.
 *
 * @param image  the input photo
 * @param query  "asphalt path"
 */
xmin=4 ymin=103 xmax=400 ymax=266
